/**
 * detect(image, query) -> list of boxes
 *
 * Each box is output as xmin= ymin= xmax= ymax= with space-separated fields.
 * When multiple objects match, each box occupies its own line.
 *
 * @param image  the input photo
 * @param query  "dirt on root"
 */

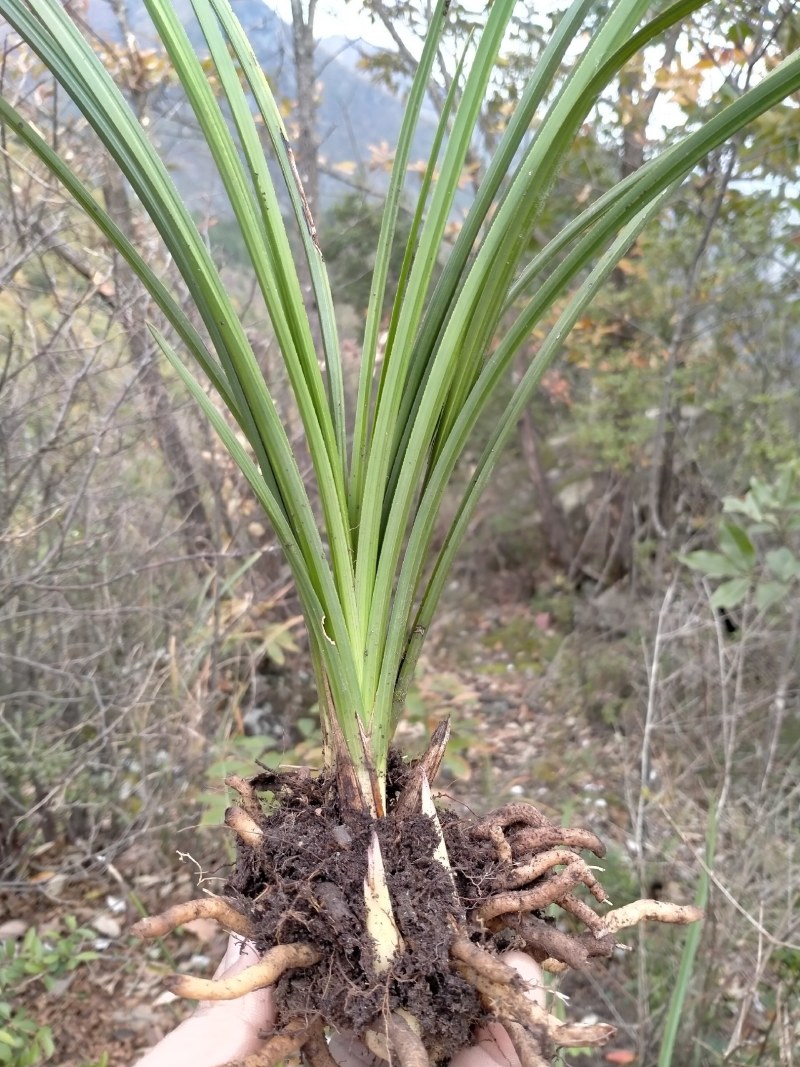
xmin=219 ymin=746 xmax=614 ymax=1062
xmin=225 ymin=754 xmax=504 ymax=1056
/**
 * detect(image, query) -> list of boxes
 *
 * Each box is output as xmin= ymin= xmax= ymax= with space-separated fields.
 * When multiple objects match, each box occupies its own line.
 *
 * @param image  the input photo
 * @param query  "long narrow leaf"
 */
xmin=368 ymin=1 xmax=649 ymax=694
xmin=3 ymin=0 xmax=362 ymax=704
xmin=206 ymin=0 xmax=348 ymax=476
xmin=384 ymin=0 xmax=597 ymax=499
xmin=157 ymin=0 xmax=360 ymax=651
xmin=347 ymin=0 xmax=450 ymax=531
xmin=657 ymin=805 xmax=715 ymax=1066
xmin=4 ymin=0 xmax=282 ymax=495
xmin=356 ymin=0 xmax=518 ymax=713
xmin=381 ymin=188 xmax=676 ymax=724
xmin=0 ymin=96 xmax=240 ymax=425
xmin=150 ymin=326 xmax=365 ymax=761
xmin=380 ymin=41 xmax=800 ymax=715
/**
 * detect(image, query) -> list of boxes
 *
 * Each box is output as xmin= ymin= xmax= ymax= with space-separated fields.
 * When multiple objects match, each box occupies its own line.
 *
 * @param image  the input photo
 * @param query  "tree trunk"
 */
xmin=518 ymin=408 xmax=573 ymax=570
xmin=290 ymin=0 xmax=320 ymax=218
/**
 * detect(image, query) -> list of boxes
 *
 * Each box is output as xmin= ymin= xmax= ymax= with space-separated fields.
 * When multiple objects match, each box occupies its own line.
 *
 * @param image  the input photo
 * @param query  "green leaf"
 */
xmin=765 ymin=547 xmax=800 ymax=583
xmin=722 ymin=493 xmax=763 ymax=523
xmin=710 ymin=578 xmax=751 ymax=610
xmin=755 ymin=581 xmax=789 ymax=611
xmin=679 ymin=551 xmax=746 ymax=579
xmin=37 ymin=1026 xmax=55 ymax=1060
xmin=750 ymin=476 xmax=780 ymax=515
xmin=776 ymin=462 xmax=798 ymax=506
xmin=719 ymin=522 xmax=756 ymax=571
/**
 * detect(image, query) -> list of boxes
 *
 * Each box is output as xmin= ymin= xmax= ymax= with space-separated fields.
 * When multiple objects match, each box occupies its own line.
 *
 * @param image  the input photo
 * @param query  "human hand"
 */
xmin=133 ymin=940 xmax=545 ymax=1067
xmin=133 ymin=936 xmax=274 ymax=1067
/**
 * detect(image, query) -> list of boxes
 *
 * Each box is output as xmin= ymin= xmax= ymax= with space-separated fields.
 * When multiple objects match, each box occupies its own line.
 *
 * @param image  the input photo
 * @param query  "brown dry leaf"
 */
xmin=28 ymin=870 xmax=57 ymax=883
xmin=0 ymin=920 xmax=28 ymax=939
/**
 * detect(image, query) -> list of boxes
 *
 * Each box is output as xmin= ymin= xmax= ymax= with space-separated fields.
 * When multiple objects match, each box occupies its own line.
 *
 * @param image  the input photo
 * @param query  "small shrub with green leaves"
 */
xmin=681 ymin=460 xmax=800 ymax=611
xmin=3 ymin=0 xmax=799 ymax=1061
xmin=0 ymin=918 xmax=99 ymax=1067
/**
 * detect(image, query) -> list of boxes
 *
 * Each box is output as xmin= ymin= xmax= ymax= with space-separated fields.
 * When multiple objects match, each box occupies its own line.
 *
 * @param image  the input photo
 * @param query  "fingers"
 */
xmin=328 ymin=1032 xmax=384 ymax=1067
xmin=133 ymin=936 xmax=275 ymax=1067
xmin=448 ymin=952 xmax=545 ymax=1067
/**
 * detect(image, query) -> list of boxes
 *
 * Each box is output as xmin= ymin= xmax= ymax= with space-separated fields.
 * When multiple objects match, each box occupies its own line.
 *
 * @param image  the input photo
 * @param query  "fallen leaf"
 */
xmin=605 ymin=1051 xmax=637 ymax=1065
xmin=0 ymin=920 xmax=28 ymax=939
xmin=29 ymin=870 xmax=57 ymax=883
xmin=92 ymin=914 xmax=122 ymax=938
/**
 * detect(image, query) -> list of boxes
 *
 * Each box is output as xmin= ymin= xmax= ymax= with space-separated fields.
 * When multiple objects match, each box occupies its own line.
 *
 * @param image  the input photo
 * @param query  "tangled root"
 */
xmin=134 ymin=747 xmax=702 ymax=1067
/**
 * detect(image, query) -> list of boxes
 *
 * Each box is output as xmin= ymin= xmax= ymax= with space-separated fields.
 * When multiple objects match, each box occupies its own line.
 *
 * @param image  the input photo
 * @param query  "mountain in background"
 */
xmin=85 ymin=0 xmax=436 ymax=214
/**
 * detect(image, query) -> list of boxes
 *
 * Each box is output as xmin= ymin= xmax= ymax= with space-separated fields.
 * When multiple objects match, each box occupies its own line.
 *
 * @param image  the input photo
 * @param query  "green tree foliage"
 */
xmin=322 ymin=193 xmax=415 ymax=313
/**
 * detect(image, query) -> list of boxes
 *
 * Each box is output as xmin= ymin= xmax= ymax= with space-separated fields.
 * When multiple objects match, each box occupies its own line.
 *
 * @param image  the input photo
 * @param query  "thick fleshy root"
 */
xmin=450 ymin=938 xmax=613 ymax=1053
xmin=385 ymin=1013 xmax=431 ymax=1067
xmin=224 ymin=1018 xmax=309 ymax=1067
xmin=134 ymin=782 xmax=703 ymax=1067
xmin=165 ymin=943 xmax=321 ymax=1000
xmin=225 ymin=805 xmax=264 ymax=848
xmin=130 ymin=897 xmax=255 ymax=939
xmin=225 ymin=774 xmax=264 ymax=820
xmin=604 ymin=899 xmax=704 ymax=932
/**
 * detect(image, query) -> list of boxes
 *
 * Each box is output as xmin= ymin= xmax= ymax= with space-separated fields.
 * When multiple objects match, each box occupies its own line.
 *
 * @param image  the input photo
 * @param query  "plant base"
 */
xmin=133 ymin=748 xmax=701 ymax=1067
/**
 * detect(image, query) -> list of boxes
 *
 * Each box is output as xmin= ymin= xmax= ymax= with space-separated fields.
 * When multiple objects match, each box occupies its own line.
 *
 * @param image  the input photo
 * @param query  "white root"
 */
xmin=603 ymin=899 xmax=704 ymax=934
xmin=130 ymin=897 xmax=254 ymax=939
xmin=225 ymin=805 xmax=264 ymax=848
xmin=165 ymin=943 xmax=320 ymax=1000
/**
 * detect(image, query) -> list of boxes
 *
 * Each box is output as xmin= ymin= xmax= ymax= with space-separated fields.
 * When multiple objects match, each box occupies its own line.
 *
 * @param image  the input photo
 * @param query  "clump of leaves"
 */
xmin=0 ymin=918 xmax=99 ymax=1067
xmin=681 ymin=460 xmax=800 ymax=610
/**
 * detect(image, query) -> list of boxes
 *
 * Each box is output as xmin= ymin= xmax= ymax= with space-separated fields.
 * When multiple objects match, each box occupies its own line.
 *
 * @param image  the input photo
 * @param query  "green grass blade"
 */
xmin=401 ymin=0 xmax=705 ymax=480
xmin=4 ymin=0 xmax=313 ymax=517
xmin=347 ymin=0 xmax=450 ymax=533
xmin=363 ymin=0 xmax=647 ymax=722
xmin=380 ymin=43 xmax=800 ymax=709
xmin=206 ymin=0 xmax=347 ymax=476
xmin=371 ymin=38 xmax=472 ymax=540
xmin=384 ymin=0 xmax=596 ymax=488
xmin=3 ymin=0 xmax=363 ymax=695
xmin=429 ymin=0 xmax=649 ymax=452
xmin=384 ymin=0 xmax=707 ymax=518
xmin=182 ymin=0 xmax=334 ymax=455
xmin=380 ymin=39 xmax=471 ymax=418
xmin=155 ymin=0 xmax=359 ymax=650
xmin=3 ymin=0 xmax=281 ymax=483
xmin=381 ymin=188 xmax=675 ymax=724
xmin=0 ymin=95 xmax=240 ymax=424
xmin=150 ymin=326 xmax=365 ymax=760
xmin=657 ymin=804 xmax=715 ymax=1066
xmin=356 ymin=0 xmax=518 ymax=722
xmin=509 ymin=44 xmax=800 ymax=316
xmin=505 ymin=0 xmax=722 ymax=310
